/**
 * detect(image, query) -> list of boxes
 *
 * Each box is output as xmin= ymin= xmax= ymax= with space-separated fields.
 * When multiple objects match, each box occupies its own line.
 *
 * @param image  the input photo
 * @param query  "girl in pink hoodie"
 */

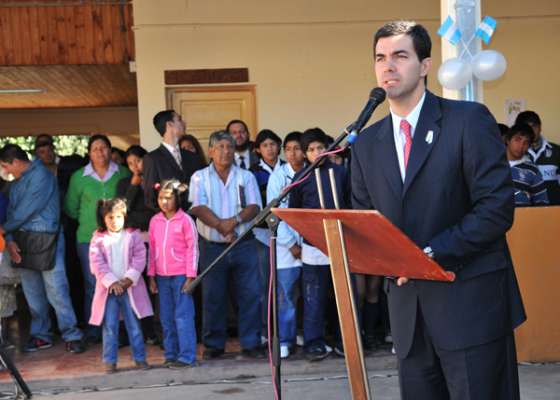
xmin=148 ymin=180 xmax=198 ymax=368
xmin=89 ymin=198 xmax=153 ymax=373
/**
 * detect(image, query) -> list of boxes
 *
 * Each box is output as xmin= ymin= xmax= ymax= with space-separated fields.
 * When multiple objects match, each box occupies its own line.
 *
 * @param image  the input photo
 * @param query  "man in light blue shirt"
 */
xmin=189 ymin=130 xmax=264 ymax=359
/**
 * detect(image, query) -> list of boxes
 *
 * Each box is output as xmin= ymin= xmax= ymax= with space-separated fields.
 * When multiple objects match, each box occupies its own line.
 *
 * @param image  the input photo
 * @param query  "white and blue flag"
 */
xmin=437 ymin=16 xmax=462 ymax=46
xmin=476 ymin=16 xmax=497 ymax=44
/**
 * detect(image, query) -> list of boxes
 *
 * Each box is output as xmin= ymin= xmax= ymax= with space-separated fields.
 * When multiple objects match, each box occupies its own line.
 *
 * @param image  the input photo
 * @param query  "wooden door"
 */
xmin=167 ymin=85 xmax=257 ymax=155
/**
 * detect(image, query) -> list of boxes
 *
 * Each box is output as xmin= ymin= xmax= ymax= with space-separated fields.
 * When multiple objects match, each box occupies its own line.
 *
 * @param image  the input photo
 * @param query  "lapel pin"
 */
xmin=425 ymin=130 xmax=433 ymax=144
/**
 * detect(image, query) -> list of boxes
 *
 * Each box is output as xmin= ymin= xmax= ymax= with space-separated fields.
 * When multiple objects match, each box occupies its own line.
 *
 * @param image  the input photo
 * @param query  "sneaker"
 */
xmin=241 ymin=346 xmax=266 ymax=359
xmin=145 ymin=336 xmax=161 ymax=346
xmin=385 ymin=332 xmax=393 ymax=344
xmin=65 ymin=340 xmax=86 ymax=354
xmin=305 ymin=345 xmax=329 ymax=362
xmin=105 ymin=363 xmax=117 ymax=374
xmin=23 ymin=338 xmax=53 ymax=353
xmin=296 ymin=334 xmax=304 ymax=346
xmin=169 ymin=361 xmax=196 ymax=369
xmin=163 ymin=359 xmax=176 ymax=368
xmin=333 ymin=344 xmax=345 ymax=357
xmin=202 ymin=347 xmax=225 ymax=360
xmin=134 ymin=361 xmax=150 ymax=370
xmin=280 ymin=345 xmax=290 ymax=359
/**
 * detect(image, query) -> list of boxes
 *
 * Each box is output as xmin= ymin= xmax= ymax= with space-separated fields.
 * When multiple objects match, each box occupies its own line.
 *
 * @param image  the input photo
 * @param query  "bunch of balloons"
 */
xmin=438 ymin=24 xmax=507 ymax=90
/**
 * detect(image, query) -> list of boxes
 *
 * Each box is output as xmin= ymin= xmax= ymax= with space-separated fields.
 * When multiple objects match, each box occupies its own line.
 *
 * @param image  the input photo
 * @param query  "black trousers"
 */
xmin=397 ymin=303 xmax=520 ymax=400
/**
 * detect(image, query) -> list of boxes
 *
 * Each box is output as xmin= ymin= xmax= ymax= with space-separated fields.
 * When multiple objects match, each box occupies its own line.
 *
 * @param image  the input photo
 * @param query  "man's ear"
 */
xmin=420 ymin=57 xmax=432 ymax=78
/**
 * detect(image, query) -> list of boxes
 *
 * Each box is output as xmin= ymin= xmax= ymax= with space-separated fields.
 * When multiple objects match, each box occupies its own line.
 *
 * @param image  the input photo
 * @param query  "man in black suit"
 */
xmin=226 ymin=119 xmax=259 ymax=169
xmin=351 ymin=21 xmax=526 ymax=399
xmin=143 ymin=110 xmax=204 ymax=210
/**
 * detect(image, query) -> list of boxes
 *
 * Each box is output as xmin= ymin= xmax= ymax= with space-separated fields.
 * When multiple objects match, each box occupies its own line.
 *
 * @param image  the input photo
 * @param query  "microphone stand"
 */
xmin=184 ymin=128 xmax=352 ymax=400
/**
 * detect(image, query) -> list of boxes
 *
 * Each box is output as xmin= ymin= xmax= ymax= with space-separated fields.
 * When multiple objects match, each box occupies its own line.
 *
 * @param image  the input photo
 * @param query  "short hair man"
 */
xmin=0 ymin=144 xmax=84 ymax=353
xmin=505 ymin=123 xmax=549 ymax=206
xmin=351 ymin=20 xmax=525 ymax=399
xmin=143 ymin=110 xmax=205 ymax=210
xmin=226 ymin=119 xmax=259 ymax=169
xmin=188 ymin=130 xmax=264 ymax=360
xmin=515 ymin=110 xmax=560 ymax=204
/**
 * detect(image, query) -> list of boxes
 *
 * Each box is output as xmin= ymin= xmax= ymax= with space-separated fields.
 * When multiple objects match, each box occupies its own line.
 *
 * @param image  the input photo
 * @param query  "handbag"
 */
xmin=11 ymin=230 xmax=58 ymax=271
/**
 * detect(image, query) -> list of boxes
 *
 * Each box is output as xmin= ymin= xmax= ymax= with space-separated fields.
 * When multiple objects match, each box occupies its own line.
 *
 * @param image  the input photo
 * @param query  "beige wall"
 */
xmin=0 ymin=107 xmax=140 ymax=150
xmin=133 ymin=0 xmax=560 ymax=150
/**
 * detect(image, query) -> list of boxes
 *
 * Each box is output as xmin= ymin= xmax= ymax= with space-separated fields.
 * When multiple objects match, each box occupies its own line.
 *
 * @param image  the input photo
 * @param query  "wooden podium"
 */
xmin=272 ymin=208 xmax=454 ymax=400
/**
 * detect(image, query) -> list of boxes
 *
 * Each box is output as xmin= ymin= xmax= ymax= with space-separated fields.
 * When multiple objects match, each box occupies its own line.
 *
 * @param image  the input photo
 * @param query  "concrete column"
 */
xmin=440 ymin=0 xmax=483 ymax=102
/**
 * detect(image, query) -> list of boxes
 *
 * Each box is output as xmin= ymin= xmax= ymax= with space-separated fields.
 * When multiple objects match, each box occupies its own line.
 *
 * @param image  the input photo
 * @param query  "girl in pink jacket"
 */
xmin=89 ymin=198 xmax=153 ymax=373
xmin=148 ymin=180 xmax=198 ymax=368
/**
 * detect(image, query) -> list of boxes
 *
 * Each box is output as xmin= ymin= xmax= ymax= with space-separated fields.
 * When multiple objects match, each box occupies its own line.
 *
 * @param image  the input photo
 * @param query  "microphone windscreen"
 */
xmin=370 ymin=87 xmax=386 ymax=103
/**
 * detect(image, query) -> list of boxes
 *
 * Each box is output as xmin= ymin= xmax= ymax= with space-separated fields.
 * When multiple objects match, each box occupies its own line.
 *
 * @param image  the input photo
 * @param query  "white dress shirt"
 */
xmin=390 ymin=92 xmax=426 ymax=181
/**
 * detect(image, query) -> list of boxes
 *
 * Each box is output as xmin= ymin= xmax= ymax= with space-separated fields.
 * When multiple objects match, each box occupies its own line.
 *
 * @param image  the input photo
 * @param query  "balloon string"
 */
xmin=458 ymin=34 xmax=476 ymax=60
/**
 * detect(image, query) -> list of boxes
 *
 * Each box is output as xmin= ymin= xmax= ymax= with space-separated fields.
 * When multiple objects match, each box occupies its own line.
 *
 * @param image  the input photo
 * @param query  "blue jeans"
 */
xmin=156 ymin=275 xmax=197 ymax=364
xmin=277 ymin=267 xmax=301 ymax=347
xmin=201 ymin=238 xmax=261 ymax=350
xmin=19 ymin=230 xmax=83 ymax=342
xmin=302 ymin=264 xmax=331 ymax=350
xmin=102 ymin=293 xmax=146 ymax=364
xmin=76 ymin=241 xmax=101 ymax=339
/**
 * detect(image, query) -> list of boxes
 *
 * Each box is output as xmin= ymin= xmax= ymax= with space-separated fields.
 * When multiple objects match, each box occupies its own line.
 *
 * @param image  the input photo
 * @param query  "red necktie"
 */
xmin=400 ymin=119 xmax=412 ymax=169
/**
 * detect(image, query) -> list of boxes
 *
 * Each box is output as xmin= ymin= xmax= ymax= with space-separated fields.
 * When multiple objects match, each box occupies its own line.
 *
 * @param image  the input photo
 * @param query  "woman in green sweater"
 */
xmin=64 ymin=134 xmax=130 ymax=342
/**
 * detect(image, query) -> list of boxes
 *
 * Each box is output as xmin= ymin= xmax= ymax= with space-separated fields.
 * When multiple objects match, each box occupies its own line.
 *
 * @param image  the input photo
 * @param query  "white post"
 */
xmin=440 ymin=0 xmax=483 ymax=102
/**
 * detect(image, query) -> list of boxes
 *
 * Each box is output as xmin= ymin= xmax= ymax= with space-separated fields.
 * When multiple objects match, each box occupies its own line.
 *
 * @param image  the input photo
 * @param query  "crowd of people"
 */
xmin=0 ymin=104 xmax=555 ymax=373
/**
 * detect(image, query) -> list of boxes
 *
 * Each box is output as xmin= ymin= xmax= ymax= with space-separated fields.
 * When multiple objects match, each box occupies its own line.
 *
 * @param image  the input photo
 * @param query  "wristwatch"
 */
xmin=423 ymin=246 xmax=434 ymax=259
xmin=235 ymin=213 xmax=243 ymax=225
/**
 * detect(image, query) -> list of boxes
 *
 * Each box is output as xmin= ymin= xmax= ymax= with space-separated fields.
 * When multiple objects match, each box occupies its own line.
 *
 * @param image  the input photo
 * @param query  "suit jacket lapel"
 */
xmin=402 ymin=92 xmax=442 ymax=196
xmin=159 ymin=145 xmax=183 ymax=176
xmin=376 ymin=116 xmax=403 ymax=199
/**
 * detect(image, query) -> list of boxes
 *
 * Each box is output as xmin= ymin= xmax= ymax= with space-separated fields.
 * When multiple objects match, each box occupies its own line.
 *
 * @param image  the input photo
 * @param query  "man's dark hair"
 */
xmin=515 ymin=111 xmax=541 ymax=127
xmin=255 ymin=129 xmax=282 ymax=149
xmin=34 ymin=134 xmax=54 ymax=151
xmin=301 ymin=128 xmax=328 ymax=153
xmin=506 ymin=123 xmax=535 ymax=143
xmin=153 ymin=110 xmax=176 ymax=136
xmin=96 ymin=198 xmax=127 ymax=232
xmin=226 ymin=119 xmax=249 ymax=135
xmin=125 ymin=145 xmax=147 ymax=160
xmin=0 ymin=144 xmax=29 ymax=163
xmin=497 ymin=123 xmax=509 ymax=137
xmin=374 ymin=20 xmax=431 ymax=61
xmin=87 ymin=134 xmax=112 ymax=153
xmin=283 ymin=131 xmax=302 ymax=148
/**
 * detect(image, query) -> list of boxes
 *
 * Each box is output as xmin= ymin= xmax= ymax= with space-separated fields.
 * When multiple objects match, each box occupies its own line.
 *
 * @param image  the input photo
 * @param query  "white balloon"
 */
xmin=437 ymin=58 xmax=473 ymax=90
xmin=472 ymin=50 xmax=507 ymax=81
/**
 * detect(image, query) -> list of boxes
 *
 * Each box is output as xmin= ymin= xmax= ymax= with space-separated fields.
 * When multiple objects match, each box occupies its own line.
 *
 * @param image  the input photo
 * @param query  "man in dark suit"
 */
xmin=351 ymin=21 xmax=526 ymax=400
xmin=143 ymin=110 xmax=204 ymax=210
xmin=226 ymin=119 xmax=259 ymax=169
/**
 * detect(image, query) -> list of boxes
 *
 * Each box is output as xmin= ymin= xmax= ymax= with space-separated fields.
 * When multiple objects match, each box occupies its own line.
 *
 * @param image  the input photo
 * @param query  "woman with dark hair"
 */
xmin=178 ymin=134 xmax=207 ymax=165
xmin=117 ymin=145 xmax=155 ymax=232
xmin=117 ymin=145 xmax=159 ymax=345
xmin=64 ymin=134 xmax=130 ymax=343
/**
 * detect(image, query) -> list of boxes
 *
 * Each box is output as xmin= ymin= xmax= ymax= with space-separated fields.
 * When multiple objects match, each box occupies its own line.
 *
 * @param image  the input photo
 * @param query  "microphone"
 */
xmin=346 ymin=87 xmax=386 ymax=144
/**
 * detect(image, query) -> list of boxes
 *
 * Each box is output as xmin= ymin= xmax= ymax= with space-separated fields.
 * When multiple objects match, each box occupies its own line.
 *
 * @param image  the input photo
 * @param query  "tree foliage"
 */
xmin=0 ymin=135 xmax=88 ymax=157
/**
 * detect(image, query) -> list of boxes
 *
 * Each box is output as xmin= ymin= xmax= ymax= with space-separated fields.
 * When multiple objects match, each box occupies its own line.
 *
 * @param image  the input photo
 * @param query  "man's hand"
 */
xmin=148 ymin=277 xmax=158 ymax=294
xmin=217 ymin=218 xmax=237 ymax=236
xmin=109 ymin=282 xmax=124 ymax=296
xmin=396 ymin=277 xmax=409 ymax=286
xmin=119 ymin=278 xmax=133 ymax=291
xmin=181 ymin=277 xmax=194 ymax=293
xmin=7 ymin=241 xmax=21 ymax=264
xmin=289 ymin=244 xmax=302 ymax=260
xmin=224 ymin=232 xmax=237 ymax=243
